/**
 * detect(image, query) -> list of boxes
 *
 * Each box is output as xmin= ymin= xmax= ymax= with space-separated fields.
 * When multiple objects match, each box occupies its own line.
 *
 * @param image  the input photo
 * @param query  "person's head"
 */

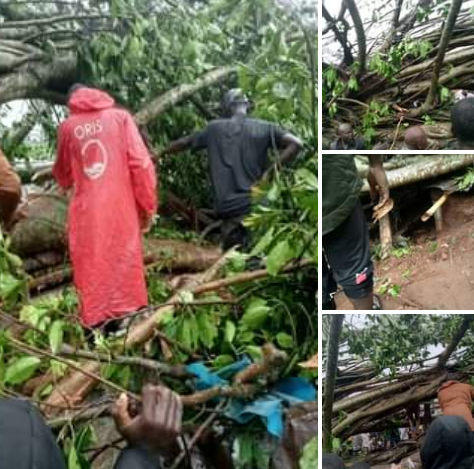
xmin=337 ymin=123 xmax=354 ymax=142
xmin=221 ymin=88 xmax=250 ymax=117
xmin=451 ymin=98 xmax=474 ymax=149
xmin=421 ymin=416 xmax=474 ymax=469
xmin=323 ymin=454 xmax=346 ymax=469
xmin=404 ymin=126 xmax=428 ymax=150
xmin=66 ymin=83 xmax=88 ymax=103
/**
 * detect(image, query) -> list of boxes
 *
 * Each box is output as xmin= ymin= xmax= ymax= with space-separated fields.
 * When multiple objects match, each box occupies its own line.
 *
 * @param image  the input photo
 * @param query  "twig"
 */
xmin=60 ymin=346 xmax=192 ymax=379
xmin=192 ymin=259 xmax=313 ymax=296
xmin=390 ymin=115 xmax=404 ymax=150
xmin=5 ymin=336 xmax=141 ymax=401
xmin=169 ymin=400 xmax=227 ymax=469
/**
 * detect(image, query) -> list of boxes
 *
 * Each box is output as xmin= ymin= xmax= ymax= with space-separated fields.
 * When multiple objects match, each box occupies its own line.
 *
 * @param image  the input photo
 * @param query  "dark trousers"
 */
xmin=0 ymin=399 xmax=161 ymax=469
xmin=221 ymin=215 xmax=250 ymax=251
xmin=322 ymin=201 xmax=373 ymax=306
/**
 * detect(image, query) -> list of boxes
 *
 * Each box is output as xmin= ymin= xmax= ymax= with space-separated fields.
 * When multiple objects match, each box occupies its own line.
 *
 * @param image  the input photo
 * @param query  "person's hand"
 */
xmin=368 ymin=164 xmax=389 ymax=211
xmin=112 ymin=385 xmax=183 ymax=455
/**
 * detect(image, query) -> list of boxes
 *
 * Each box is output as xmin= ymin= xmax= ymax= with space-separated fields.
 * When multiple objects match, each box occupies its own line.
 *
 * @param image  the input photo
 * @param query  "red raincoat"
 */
xmin=53 ymin=88 xmax=157 ymax=327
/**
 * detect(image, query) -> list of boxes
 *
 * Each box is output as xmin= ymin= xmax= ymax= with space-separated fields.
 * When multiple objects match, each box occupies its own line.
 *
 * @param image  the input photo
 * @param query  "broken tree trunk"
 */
xmin=11 ymin=191 xmax=218 ymax=259
xmin=10 ymin=193 xmax=221 ymax=281
xmin=10 ymin=193 xmax=68 ymax=256
xmin=323 ymin=314 xmax=344 ymax=453
xmin=416 ymin=0 xmax=464 ymax=115
xmin=28 ymin=239 xmax=222 ymax=290
xmin=27 ymin=239 xmax=222 ymax=291
xmin=360 ymin=155 xmax=474 ymax=192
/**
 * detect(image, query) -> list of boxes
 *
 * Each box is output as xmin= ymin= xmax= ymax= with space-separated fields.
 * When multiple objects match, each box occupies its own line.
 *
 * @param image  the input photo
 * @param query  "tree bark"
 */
xmin=322 ymin=5 xmax=354 ymax=66
xmin=135 ymin=66 xmax=237 ymax=126
xmin=360 ymin=155 xmax=474 ymax=192
xmin=437 ymin=315 xmax=474 ymax=368
xmin=343 ymin=0 xmax=366 ymax=73
xmin=323 ymin=314 xmax=345 ymax=453
xmin=415 ymin=0 xmax=464 ymax=115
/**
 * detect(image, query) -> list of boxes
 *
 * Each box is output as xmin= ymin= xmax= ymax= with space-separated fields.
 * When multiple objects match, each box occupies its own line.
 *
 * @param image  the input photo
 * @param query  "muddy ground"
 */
xmin=336 ymin=193 xmax=474 ymax=310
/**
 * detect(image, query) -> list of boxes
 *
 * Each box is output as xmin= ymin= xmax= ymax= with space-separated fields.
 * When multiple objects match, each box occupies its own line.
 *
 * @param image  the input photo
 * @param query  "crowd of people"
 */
xmin=323 ymin=377 xmax=474 ymax=469
xmin=324 ymin=95 xmax=474 ymax=151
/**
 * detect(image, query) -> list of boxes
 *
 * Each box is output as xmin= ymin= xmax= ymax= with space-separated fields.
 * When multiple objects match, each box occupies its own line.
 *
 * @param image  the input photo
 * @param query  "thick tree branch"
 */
xmin=437 ymin=315 xmax=474 ymax=369
xmin=323 ymin=314 xmax=345 ymax=452
xmin=135 ymin=66 xmax=237 ymax=126
xmin=421 ymin=0 xmax=463 ymax=112
xmin=322 ymin=4 xmax=354 ymax=66
xmin=343 ymin=0 xmax=366 ymax=72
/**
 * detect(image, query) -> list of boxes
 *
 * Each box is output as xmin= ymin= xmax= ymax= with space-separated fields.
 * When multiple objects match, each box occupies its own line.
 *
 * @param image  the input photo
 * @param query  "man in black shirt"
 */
xmin=330 ymin=123 xmax=365 ymax=150
xmin=159 ymin=89 xmax=303 ymax=250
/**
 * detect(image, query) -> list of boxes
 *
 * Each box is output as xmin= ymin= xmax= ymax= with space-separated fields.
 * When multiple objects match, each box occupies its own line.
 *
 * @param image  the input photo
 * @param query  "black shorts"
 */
xmin=322 ymin=201 xmax=373 ymax=303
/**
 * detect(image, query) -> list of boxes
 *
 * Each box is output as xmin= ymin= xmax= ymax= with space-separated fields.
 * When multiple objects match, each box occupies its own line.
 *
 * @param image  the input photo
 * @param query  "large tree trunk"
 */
xmin=415 ymin=0 xmax=464 ymax=115
xmin=343 ymin=0 xmax=366 ymax=73
xmin=323 ymin=314 xmax=345 ymax=452
xmin=360 ymin=155 xmax=474 ymax=192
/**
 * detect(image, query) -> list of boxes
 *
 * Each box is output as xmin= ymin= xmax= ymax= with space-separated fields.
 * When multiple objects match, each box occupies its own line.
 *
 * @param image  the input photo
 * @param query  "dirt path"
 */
xmin=336 ymin=193 xmax=474 ymax=310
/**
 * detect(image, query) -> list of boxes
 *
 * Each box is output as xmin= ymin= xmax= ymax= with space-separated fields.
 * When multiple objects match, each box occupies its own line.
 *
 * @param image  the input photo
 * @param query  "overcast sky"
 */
xmin=322 ymin=0 xmax=474 ymax=63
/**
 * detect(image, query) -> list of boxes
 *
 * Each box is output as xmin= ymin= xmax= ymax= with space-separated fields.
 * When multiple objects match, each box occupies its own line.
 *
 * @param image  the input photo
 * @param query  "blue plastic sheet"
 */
xmin=186 ymin=358 xmax=316 ymax=438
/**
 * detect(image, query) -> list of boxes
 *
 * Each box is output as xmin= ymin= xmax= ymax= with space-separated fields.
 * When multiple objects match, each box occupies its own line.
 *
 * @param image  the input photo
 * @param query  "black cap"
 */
xmin=221 ymin=88 xmax=249 ymax=116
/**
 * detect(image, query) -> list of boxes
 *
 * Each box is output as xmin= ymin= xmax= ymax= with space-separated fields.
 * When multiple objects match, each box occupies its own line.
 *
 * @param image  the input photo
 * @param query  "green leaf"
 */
xmin=245 ymin=345 xmax=263 ymax=360
xmin=214 ymin=354 xmax=234 ymax=368
xmin=276 ymin=332 xmax=294 ymax=349
xmin=5 ymin=356 xmax=41 ymax=385
xmin=68 ymin=446 xmax=81 ymax=469
xmin=49 ymin=320 xmax=64 ymax=354
xmin=266 ymin=239 xmax=294 ymax=275
xmin=225 ymin=320 xmax=236 ymax=344
xmin=196 ymin=311 xmax=218 ymax=349
xmin=242 ymin=298 xmax=270 ymax=329
xmin=50 ymin=360 xmax=68 ymax=378
xmin=250 ymin=226 xmax=275 ymax=256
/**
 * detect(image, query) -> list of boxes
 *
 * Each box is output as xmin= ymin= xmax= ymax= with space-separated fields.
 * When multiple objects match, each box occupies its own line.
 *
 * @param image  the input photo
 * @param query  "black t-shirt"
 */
xmin=191 ymin=115 xmax=287 ymax=218
xmin=330 ymin=138 xmax=365 ymax=150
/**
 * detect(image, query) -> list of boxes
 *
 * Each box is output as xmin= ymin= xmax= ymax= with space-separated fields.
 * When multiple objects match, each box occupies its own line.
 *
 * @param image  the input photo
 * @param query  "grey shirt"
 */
xmin=191 ymin=115 xmax=286 ymax=218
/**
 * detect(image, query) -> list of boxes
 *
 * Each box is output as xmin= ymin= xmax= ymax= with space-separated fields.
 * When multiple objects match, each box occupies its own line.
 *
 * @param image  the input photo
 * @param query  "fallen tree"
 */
xmin=42 ymin=257 xmax=312 ymax=413
xmin=322 ymin=315 xmax=474 ymax=462
xmin=322 ymin=1 xmax=474 ymax=142
xmin=357 ymin=155 xmax=474 ymax=191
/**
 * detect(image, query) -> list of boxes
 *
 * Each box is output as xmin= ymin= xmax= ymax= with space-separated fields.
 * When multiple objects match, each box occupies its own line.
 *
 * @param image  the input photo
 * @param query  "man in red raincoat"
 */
xmin=53 ymin=85 xmax=157 ymax=328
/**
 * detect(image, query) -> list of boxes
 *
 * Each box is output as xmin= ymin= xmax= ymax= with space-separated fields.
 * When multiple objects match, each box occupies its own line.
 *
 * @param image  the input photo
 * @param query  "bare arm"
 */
xmin=368 ymin=155 xmax=383 ymax=167
xmin=264 ymin=133 xmax=303 ymax=178
xmin=161 ymin=135 xmax=194 ymax=156
xmin=279 ymin=133 xmax=304 ymax=165
xmin=367 ymin=155 xmax=389 ymax=209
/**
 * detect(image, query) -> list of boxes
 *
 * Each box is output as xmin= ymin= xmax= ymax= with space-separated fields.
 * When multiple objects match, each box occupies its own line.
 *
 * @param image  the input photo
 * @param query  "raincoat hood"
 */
xmin=421 ymin=416 xmax=474 ymax=469
xmin=68 ymin=88 xmax=115 ymax=114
